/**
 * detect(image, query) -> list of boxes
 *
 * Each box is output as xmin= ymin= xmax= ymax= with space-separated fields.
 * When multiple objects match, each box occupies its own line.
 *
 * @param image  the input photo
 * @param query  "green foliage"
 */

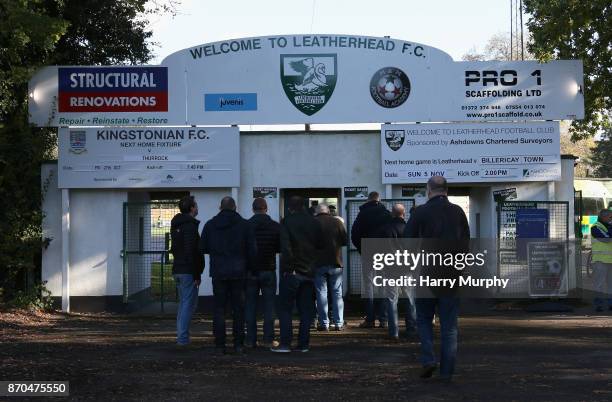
xmin=589 ymin=129 xmax=612 ymax=177
xmin=0 ymin=0 xmax=174 ymax=302
xmin=524 ymin=0 xmax=611 ymax=140
xmin=9 ymin=281 xmax=54 ymax=311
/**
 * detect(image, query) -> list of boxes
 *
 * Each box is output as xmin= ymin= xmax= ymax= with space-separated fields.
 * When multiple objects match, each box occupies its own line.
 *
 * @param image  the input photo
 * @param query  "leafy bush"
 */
xmin=9 ymin=281 xmax=54 ymax=311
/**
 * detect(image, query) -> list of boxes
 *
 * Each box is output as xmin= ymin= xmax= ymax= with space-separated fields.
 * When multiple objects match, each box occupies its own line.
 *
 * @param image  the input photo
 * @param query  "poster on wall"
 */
xmin=344 ymin=186 xmax=368 ymax=198
xmin=493 ymin=188 xmax=518 ymax=202
xmin=253 ymin=187 xmax=278 ymax=199
xmin=528 ymin=241 xmax=568 ymax=297
xmin=58 ymin=126 xmax=239 ymax=188
xmin=381 ymin=121 xmax=561 ymax=184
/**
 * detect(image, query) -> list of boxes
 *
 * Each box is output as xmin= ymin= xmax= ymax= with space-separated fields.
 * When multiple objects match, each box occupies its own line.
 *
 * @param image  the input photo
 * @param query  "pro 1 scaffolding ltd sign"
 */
xmin=381 ymin=122 xmax=561 ymax=183
xmin=58 ymin=126 xmax=239 ymax=188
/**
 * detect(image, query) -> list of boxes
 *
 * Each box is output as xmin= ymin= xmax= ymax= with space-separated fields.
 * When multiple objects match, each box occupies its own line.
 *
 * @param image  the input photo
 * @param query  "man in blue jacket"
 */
xmin=200 ymin=196 xmax=257 ymax=354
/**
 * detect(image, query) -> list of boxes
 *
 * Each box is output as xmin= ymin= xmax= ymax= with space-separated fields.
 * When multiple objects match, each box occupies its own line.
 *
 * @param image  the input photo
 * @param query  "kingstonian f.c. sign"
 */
xmin=28 ymin=34 xmax=584 ymax=127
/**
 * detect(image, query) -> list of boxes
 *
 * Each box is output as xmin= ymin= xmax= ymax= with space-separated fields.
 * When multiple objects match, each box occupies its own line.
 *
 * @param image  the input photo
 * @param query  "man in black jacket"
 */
xmin=314 ymin=204 xmax=348 ymax=331
xmin=271 ymin=196 xmax=324 ymax=353
xmin=200 ymin=196 xmax=257 ymax=354
xmin=378 ymin=204 xmax=417 ymax=340
xmin=403 ymin=176 xmax=470 ymax=381
xmin=170 ymin=195 xmax=203 ymax=346
xmin=245 ymin=198 xmax=281 ymax=348
xmin=351 ymin=191 xmax=392 ymax=328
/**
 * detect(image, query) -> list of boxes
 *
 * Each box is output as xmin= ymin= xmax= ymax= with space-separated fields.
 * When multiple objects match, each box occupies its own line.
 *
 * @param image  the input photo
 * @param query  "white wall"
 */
xmin=41 ymin=134 xmax=578 ymax=301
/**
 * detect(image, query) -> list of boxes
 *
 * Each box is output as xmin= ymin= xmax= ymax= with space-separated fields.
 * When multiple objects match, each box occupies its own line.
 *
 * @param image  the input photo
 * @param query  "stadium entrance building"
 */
xmin=31 ymin=35 xmax=585 ymax=312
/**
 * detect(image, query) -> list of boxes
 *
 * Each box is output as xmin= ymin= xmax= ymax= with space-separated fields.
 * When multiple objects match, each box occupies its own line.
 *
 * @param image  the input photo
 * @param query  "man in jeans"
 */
xmin=170 ymin=195 xmax=203 ymax=346
xmin=272 ymin=196 xmax=323 ymax=353
xmin=200 ymin=196 xmax=257 ymax=354
xmin=314 ymin=204 xmax=347 ymax=331
xmin=246 ymin=198 xmax=281 ymax=348
xmin=404 ymin=176 xmax=470 ymax=381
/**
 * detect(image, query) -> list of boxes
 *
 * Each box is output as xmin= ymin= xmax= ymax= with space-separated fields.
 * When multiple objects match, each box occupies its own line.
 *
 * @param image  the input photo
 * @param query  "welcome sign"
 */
xmin=381 ymin=121 xmax=561 ymax=183
xmin=28 ymin=34 xmax=584 ymax=126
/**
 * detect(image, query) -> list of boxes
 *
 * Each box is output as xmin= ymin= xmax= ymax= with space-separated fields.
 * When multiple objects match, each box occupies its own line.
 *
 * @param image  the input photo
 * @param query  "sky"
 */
xmin=149 ymin=0 xmax=519 ymax=64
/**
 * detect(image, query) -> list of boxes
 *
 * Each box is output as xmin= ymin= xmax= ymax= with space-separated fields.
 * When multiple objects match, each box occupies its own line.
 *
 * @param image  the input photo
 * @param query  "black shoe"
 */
xmin=358 ymin=320 xmax=375 ymax=329
xmin=419 ymin=364 xmax=438 ymax=379
xmin=378 ymin=321 xmax=388 ymax=329
xmin=317 ymin=324 xmax=329 ymax=332
xmin=333 ymin=324 xmax=345 ymax=331
xmin=388 ymin=335 xmax=401 ymax=343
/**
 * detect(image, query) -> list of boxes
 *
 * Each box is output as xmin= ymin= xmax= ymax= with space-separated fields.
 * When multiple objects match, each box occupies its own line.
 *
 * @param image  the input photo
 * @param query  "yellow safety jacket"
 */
xmin=591 ymin=221 xmax=612 ymax=264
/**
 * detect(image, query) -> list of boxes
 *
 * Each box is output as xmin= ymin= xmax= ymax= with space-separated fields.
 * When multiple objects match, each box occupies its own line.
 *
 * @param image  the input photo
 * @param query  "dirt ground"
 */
xmin=1 ymin=309 xmax=612 ymax=401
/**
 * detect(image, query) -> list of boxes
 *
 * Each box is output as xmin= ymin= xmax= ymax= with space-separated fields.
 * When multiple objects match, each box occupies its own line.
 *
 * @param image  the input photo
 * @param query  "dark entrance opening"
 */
xmin=280 ymin=188 xmax=342 ymax=219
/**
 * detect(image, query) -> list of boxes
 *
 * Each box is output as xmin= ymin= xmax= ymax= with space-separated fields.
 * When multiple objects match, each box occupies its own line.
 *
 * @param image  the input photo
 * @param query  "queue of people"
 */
xmin=169 ymin=176 xmax=469 ymax=381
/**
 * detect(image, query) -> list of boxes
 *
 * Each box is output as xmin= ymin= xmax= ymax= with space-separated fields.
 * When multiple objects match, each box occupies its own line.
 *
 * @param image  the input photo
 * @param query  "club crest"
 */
xmin=69 ymin=130 xmax=87 ymax=154
xmin=385 ymin=130 xmax=405 ymax=151
xmin=280 ymin=54 xmax=337 ymax=116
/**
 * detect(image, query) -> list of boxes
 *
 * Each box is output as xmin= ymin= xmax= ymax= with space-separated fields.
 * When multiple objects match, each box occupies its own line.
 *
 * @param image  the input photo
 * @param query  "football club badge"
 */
xmin=280 ymin=54 xmax=337 ymax=116
xmin=69 ymin=130 xmax=87 ymax=154
xmin=385 ymin=130 xmax=406 ymax=151
xmin=370 ymin=67 xmax=411 ymax=108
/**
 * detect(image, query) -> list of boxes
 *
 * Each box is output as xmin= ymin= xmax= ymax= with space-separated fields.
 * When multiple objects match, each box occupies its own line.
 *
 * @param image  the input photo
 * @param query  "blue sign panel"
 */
xmin=204 ymin=93 xmax=257 ymax=111
xmin=516 ymin=208 xmax=550 ymax=260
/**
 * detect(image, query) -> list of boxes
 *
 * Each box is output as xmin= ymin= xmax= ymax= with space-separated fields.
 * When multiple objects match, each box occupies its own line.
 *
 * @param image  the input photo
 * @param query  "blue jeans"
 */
xmin=386 ymin=287 xmax=416 ymax=337
xmin=212 ymin=278 xmax=246 ymax=348
xmin=416 ymin=297 xmax=460 ymax=378
xmin=174 ymin=274 xmax=199 ymax=345
xmin=315 ymin=266 xmax=344 ymax=327
xmin=278 ymin=273 xmax=316 ymax=348
xmin=245 ymin=271 xmax=277 ymax=344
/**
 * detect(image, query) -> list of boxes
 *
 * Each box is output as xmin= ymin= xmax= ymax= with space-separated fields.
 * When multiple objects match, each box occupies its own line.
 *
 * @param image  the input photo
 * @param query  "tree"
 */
xmin=0 ymin=0 xmax=177 ymax=302
xmin=559 ymin=121 xmax=596 ymax=177
xmin=524 ymin=0 xmax=611 ymax=140
xmin=589 ymin=129 xmax=612 ymax=177
xmin=462 ymin=32 xmax=533 ymax=61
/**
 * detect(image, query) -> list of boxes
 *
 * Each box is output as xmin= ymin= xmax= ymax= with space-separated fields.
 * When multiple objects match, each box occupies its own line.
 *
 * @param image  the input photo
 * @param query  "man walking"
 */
xmin=200 ymin=196 xmax=257 ymax=354
xmin=592 ymin=209 xmax=612 ymax=312
xmin=404 ymin=176 xmax=470 ymax=381
xmin=351 ymin=191 xmax=392 ymax=328
xmin=272 ymin=196 xmax=323 ymax=353
xmin=170 ymin=195 xmax=203 ymax=346
xmin=314 ymin=204 xmax=347 ymax=331
xmin=378 ymin=203 xmax=417 ymax=341
xmin=246 ymin=198 xmax=281 ymax=348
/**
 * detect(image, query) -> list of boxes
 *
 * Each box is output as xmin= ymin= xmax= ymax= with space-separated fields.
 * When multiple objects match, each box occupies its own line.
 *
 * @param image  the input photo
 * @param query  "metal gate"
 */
xmin=496 ymin=200 xmax=570 ymax=297
xmin=122 ymin=201 xmax=180 ymax=310
xmin=346 ymin=198 xmax=416 ymax=295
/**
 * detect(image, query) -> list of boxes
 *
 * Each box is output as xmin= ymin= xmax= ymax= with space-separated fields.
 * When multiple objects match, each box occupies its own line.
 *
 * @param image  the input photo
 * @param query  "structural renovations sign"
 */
xmin=29 ymin=35 xmax=584 ymax=126
xmin=58 ymin=126 xmax=239 ymax=188
xmin=381 ymin=122 xmax=561 ymax=183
